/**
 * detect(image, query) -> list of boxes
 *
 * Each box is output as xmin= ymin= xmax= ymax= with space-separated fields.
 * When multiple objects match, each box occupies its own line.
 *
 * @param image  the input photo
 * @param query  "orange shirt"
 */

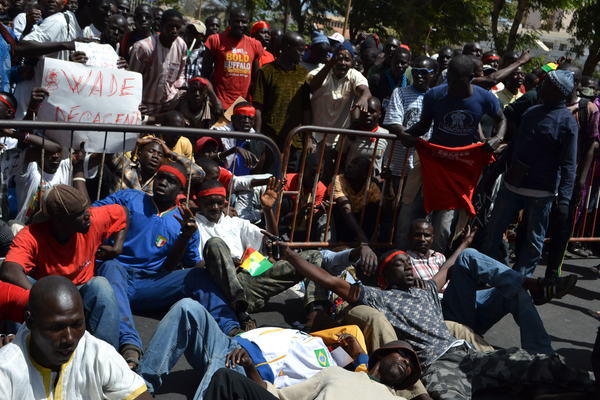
xmin=5 ymin=205 xmax=127 ymax=285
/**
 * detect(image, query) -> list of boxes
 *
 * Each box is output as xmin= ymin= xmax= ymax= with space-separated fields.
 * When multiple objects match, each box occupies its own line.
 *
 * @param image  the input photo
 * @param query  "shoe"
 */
xmin=237 ymin=311 xmax=257 ymax=332
xmin=531 ymin=275 xmax=578 ymax=305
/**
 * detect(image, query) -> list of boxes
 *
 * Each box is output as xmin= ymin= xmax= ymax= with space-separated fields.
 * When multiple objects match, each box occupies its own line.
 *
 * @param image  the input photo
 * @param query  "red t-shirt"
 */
xmin=5 ymin=205 xmax=127 ymax=285
xmin=285 ymin=173 xmax=326 ymax=206
xmin=416 ymin=139 xmax=494 ymax=216
xmin=0 ymin=281 xmax=29 ymax=323
xmin=206 ymin=32 xmax=264 ymax=109
xmin=218 ymin=167 xmax=233 ymax=193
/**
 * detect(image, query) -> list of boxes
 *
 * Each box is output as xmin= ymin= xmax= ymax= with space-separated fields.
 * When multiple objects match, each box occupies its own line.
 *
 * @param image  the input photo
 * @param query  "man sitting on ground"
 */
xmin=0 ymin=276 xmax=151 ymax=399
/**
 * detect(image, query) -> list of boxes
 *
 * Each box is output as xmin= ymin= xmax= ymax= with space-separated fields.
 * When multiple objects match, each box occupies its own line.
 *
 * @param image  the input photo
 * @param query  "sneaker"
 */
xmin=531 ymin=274 xmax=578 ymax=306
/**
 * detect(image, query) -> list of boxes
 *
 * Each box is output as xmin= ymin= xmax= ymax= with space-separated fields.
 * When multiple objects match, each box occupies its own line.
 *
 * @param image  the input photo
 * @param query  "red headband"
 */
xmin=400 ymin=44 xmax=410 ymax=51
xmin=233 ymin=105 xmax=256 ymax=117
xmin=158 ymin=165 xmax=187 ymax=187
xmin=250 ymin=21 xmax=270 ymax=36
xmin=189 ymin=77 xmax=209 ymax=86
xmin=197 ymin=187 xmax=226 ymax=198
xmin=0 ymin=95 xmax=15 ymax=114
xmin=484 ymin=55 xmax=500 ymax=61
xmin=377 ymin=250 xmax=406 ymax=289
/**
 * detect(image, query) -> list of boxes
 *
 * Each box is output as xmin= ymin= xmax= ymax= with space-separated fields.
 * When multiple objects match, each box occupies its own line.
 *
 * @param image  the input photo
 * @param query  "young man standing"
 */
xmin=250 ymin=20 xmax=274 ymax=67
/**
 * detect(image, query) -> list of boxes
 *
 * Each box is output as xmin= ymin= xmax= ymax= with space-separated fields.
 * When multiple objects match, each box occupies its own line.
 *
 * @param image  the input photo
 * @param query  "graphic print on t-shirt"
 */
xmin=225 ymin=47 xmax=252 ymax=77
xmin=441 ymin=110 xmax=476 ymax=136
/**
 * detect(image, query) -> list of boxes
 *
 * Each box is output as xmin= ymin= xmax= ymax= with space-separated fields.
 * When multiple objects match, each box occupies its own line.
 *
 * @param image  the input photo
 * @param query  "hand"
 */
xmin=70 ymin=51 xmax=88 ymax=64
xmin=353 ymin=97 xmax=369 ymax=113
xmin=174 ymin=204 xmax=197 ymax=238
xmin=28 ymin=87 xmax=49 ymax=113
xmin=225 ymin=348 xmax=254 ymax=368
xmin=260 ymin=177 xmax=283 ymax=209
xmin=157 ymin=138 xmax=175 ymax=158
xmin=26 ymin=8 xmax=42 ymax=25
xmin=517 ymin=49 xmax=532 ymax=65
xmin=399 ymin=133 xmax=417 ymax=147
xmin=261 ymin=229 xmax=289 ymax=260
xmin=237 ymin=147 xmax=258 ymax=169
xmin=336 ymin=333 xmax=366 ymax=359
xmin=96 ymin=244 xmax=122 ymax=260
xmin=483 ymin=136 xmax=502 ymax=153
xmin=460 ymin=225 xmax=477 ymax=247
xmin=71 ymin=142 xmax=87 ymax=167
xmin=0 ymin=334 xmax=15 ymax=348
xmin=357 ymin=244 xmax=378 ymax=276
xmin=213 ymin=99 xmax=224 ymax=117
xmin=117 ymin=57 xmax=128 ymax=69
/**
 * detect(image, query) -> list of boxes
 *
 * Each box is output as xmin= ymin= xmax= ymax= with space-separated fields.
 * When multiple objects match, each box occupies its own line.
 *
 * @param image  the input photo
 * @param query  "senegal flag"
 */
xmin=240 ymin=248 xmax=273 ymax=276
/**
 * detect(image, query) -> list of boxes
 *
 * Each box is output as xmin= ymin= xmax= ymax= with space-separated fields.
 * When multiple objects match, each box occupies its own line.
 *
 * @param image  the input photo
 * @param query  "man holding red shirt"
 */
xmin=0 ymin=185 xmax=127 ymax=349
xmin=203 ymin=8 xmax=263 ymax=109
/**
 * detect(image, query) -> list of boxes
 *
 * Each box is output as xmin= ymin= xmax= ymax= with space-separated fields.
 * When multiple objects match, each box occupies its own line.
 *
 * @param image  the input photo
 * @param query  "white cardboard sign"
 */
xmin=74 ymin=41 xmax=119 ymax=69
xmin=36 ymin=58 xmax=142 ymax=153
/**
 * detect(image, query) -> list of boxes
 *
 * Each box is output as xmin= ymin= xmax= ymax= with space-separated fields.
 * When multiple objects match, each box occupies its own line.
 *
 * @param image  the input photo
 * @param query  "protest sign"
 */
xmin=74 ymin=42 xmax=119 ymax=69
xmin=36 ymin=58 xmax=143 ymax=153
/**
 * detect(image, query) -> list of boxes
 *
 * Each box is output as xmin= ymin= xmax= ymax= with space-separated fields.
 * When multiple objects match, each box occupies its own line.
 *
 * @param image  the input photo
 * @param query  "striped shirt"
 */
xmin=383 ymin=85 xmax=431 ymax=176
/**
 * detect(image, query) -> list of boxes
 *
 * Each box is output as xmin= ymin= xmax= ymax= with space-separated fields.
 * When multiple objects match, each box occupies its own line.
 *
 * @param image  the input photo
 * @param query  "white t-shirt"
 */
xmin=13 ymin=12 xmax=40 ymax=41
xmin=82 ymin=24 xmax=101 ymax=40
xmin=210 ymin=123 xmax=255 ymax=169
xmin=0 ymin=327 xmax=147 ymax=400
xmin=13 ymin=154 xmax=72 ymax=225
xmin=195 ymin=212 xmax=264 ymax=260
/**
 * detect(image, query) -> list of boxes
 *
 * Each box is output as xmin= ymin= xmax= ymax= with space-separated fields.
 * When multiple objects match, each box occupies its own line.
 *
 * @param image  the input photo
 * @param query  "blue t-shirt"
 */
xmin=421 ymin=84 xmax=501 ymax=147
xmin=93 ymin=189 xmax=201 ymax=273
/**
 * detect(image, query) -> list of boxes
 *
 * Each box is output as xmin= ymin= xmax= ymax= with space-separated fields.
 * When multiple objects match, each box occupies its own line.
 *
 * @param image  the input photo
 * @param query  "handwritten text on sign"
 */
xmin=37 ymin=58 xmax=143 ymax=153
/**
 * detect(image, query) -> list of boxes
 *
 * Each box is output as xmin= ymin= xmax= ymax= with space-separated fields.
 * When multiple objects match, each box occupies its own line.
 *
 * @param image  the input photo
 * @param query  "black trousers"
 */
xmin=205 ymin=368 xmax=278 ymax=400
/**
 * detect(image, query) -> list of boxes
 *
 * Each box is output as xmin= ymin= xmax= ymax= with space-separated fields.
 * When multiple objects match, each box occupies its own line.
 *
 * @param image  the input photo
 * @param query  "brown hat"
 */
xmin=368 ymin=340 xmax=422 ymax=389
xmin=39 ymin=185 xmax=89 ymax=221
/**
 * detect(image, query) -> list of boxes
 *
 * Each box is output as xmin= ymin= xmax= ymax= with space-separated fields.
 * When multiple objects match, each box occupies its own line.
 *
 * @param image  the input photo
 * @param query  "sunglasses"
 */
xmin=412 ymin=68 xmax=435 ymax=75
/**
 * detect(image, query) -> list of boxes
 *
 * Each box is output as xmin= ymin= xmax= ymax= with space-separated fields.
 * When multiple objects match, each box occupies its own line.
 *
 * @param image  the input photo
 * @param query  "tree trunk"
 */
xmin=583 ymin=38 xmax=600 ymax=76
xmin=491 ymin=0 xmax=506 ymax=52
xmin=506 ymin=0 xmax=529 ymax=52
xmin=289 ymin=0 xmax=307 ymax=34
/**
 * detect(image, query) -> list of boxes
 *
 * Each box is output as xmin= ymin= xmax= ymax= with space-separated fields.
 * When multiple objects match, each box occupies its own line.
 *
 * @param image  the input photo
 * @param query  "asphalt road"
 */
xmin=135 ymin=255 xmax=600 ymax=399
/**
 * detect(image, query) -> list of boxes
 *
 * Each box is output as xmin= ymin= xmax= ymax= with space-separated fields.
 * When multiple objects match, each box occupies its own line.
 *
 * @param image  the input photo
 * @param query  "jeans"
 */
xmin=138 ymin=299 xmax=244 ymax=399
xmin=96 ymin=259 xmax=240 ymax=350
xmin=481 ymin=185 xmax=554 ymax=276
xmin=431 ymin=209 xmax=457 ymax=254
xmin=442 ymin=248 xmax=553 ymax=355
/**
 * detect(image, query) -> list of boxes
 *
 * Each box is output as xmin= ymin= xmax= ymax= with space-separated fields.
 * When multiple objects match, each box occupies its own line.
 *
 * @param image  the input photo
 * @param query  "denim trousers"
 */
xmin=481 ymin=185 xmax=554 ymax=276
xmin=96 ymin=259 xmax=240 ymax=350
xmin=442 ymin=248 xmax=553 ymax=355
xmin=137 ymin=298 xmax=244 ymax=399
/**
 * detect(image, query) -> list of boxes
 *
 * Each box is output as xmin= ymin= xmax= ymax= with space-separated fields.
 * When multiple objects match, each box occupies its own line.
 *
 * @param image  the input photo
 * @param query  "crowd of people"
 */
xmin=0 ymin=0 xmax=599 ymax=399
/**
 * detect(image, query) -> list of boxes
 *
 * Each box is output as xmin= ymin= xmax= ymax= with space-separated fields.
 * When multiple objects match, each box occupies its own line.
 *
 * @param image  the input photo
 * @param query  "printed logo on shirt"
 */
xmin=224 ymin=48 xmax=252 ymax=77
xmin=155 ymin=235 xmax=168 ymax=247
xmin=441 ymin=110 xmax=475 ymax=135
xmin=314 ymin=349 xmax=330 ymax=368
xmin=79 ymin=259 xmax=91 ymax=272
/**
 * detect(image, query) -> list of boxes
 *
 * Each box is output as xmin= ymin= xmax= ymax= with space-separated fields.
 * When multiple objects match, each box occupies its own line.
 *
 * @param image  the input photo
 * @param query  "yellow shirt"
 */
xmin=171 ymin=136 xmax=194 ymax=161
xmin=331 ymin=174 xmax=381 ymax=212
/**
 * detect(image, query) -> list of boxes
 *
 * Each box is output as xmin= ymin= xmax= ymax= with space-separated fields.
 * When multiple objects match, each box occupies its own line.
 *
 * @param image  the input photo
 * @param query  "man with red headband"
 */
xmin=203 ymin=8 xmax=263 ymax=109
xmin=250 ymin=20 xmax=274 ymax=67
xmin=92 ymin=160 xmax=241 ymax=369
xmin=176 ymin=77 xmax=223 ymax=129
xmin=279 ymin=229 xmax=596 ymax=399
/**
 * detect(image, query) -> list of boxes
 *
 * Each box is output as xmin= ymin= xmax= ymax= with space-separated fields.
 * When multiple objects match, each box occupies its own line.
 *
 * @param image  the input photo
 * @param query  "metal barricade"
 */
xmin=276 ymin=125 xmax=408 ymax=249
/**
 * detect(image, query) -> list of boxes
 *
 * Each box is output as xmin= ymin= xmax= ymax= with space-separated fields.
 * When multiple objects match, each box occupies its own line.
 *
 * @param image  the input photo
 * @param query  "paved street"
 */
xmin=135 ymin=255 xmax=600 ymax=399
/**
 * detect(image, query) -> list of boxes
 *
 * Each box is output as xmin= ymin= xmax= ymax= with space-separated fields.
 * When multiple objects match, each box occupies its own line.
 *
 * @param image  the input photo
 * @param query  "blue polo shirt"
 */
xmin=93 ymin=189 xmax=201 ymax=274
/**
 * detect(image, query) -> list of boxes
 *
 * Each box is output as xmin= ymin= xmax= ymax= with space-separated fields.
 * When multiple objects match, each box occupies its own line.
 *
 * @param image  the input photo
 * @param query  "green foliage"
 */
xmin=568 ymin=0 xmax=600 ymax=75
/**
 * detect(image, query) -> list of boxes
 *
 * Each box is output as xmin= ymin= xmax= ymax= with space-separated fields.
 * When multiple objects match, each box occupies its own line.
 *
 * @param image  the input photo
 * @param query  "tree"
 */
xmin=569 ymin=0 xmax=600 ymax=75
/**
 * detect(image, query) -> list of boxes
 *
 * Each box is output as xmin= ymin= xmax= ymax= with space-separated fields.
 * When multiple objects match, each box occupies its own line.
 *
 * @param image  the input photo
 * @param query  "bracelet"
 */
xmin=73 ymin=177 xmax=86 ymax=182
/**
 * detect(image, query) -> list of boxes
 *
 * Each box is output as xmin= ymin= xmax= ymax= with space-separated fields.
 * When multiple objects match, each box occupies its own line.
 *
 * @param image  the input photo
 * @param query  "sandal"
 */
xmin=530 ymin=275 xmax=578 ymax=306
xmin=120 ymin=344 xmax=142 ymax=370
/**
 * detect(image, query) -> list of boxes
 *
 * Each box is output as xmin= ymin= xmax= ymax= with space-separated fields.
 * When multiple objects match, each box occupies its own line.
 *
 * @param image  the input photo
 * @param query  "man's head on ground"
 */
xmin=268 ymin=28 xmax=284 ymax=56
xmin=408 ymin=219 xmax=433 ymax=255
xmin=383 ymin=37 xmax=401 ymax=62
xmin=390 ymin=47 xmax=411 ymax=83
xmin=89 ymin=0 xmax=114 ymax=31
xmin=231 ymin=102 xmax=255 ymax=132
xmin=228 ymin=7 xmax=248 ymax=40
xmin=115 ymin=0 xmax=129 ymax=17
xmin=447 ymin=54 xmax=475 ymax=91
xmin=133 ymin=3 xmax=152 ymax=33
xmin=205 ymin=15 xmax=220 ymax=36
xmin=186 ymin=77 xmax=210 ymax=108
xmin=183 ymin=21 xmax=206 ymax=49
xmin=462 ymin=42 xmax=482 ymax=58
xmin=377 ymin=250 xmax=415 ymax=290
xmin=137 ymin=139 xmax=164 ymax=173
xmin=158 ymin=9 xmax=183 ymax=48
xmin=343 ymin=155 xmax=371 ymax=191
xmin=411 ymin=56 xmax=437 ymax=92
xmin=505 ymin=66 xmax=524 ymax=93
xmin=250 ymin=20 xmax=270 ymax=47
xmin=153 ymin=160 xmax=187 ymax=204
xmin=524 ymin=72 xmax=540 ymax=92
xmin=278 ymin=31 xmax=305 ymax=66
xmin=579 ymin=75 xmax=597 ymax=99
xmin=194 ymin=138 xmax=220 ymax=162
xmin=101 ymin=13 xmax=128 ymax=47
xmin=481 ymin=51 xmax=500 ymax=70
xmin=151 ymin=6 xmax=163 ymax=31
xmin=368 ymin=340 xmax=422 ymax=390
xmin=0 ymin=91 xmax=17 ymax=120
xmin=309 ymin=31 xmax=331 ymax=64
xmin=539 ymin=69 xmax=575 ymax=105
xmin=196 ymin=179 xmax=226 ymax=222
xmin=356 ymin=96 xmax=381 ymax=131
xmin=38 ymin=0 xmax=62 ymax=18
xmin=437 ymin=46 xmax=453 ymax=71
xmin=26 ymin=276 xmax=85 ymax=371
xmin=41 ymin=184 xmax=91 ymax=234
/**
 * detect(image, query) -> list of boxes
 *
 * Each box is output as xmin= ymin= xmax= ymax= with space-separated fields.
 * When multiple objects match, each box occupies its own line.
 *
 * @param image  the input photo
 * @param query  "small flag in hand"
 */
xmin=240 ymin=248 xmax=273 ymax=276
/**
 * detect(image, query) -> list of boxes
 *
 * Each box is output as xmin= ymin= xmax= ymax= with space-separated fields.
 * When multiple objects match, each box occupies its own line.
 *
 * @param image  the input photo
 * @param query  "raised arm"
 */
xmin=431 ymin=226 xmax=476 ymax=291
xmin=16 ymin=40 xmax=75 ymax=58
xmin=308 ymin=56 xmax=335 ymax=93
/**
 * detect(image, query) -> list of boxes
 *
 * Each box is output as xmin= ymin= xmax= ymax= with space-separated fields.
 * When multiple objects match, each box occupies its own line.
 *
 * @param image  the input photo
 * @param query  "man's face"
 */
xmin=409 ymin=222 xmax=433 ymax=254
xmin=377 ymin=350 xmax=413 ymax=388
xmin=39 ymin=0 xmax=62 ymax=18
xmin=27 ymin=297 xmax=86 ymax=369
xmin=411 ymin=63 xmax=435 ymax=92
xmin=187 ymin=82 xmax=209 ymax=106
xmin=438 ymin=49 xmax=453 ymax=70
xmin=66 ymin=0 xmax=78 ymax=12
xmin=205 ymin=17 xmax=220 ymax=35
xmin=312 ymin=42 xmax=330 ymax=63
xmin=199 ymin=194 xmax=225 ymax=222
xmin=116 ymin=0 xmax=130 ymax=17
xmin=391 ymin=52 xmax=410 ymax=82
xmin=153 ymin=8 xmax=163 ymax=30
xmin=282 ymin=37 xmax=305 ymax=65
xmin=139 ymin=142 xmax=164 ymax=172
xmin=384 ymin=39 xmax=400 ymax=60
xmin=195 ymin=142 xmax=219 ymax=161
xmin=160 ymin=16 xmax=183 ymax=46
xmin=183 ymin=27 xmax=203 ymax=49
xmin=507 ymin=67 xmax=524 ymax=89
xmin=358 ymin=99 xmax=381 ymax=130
xmin=63 ymin=207 xmax=91 ymax=234
xmin=232 ymin=114 xmax=254 ymax=132
xmin=333 ymin=49 xmax=353 ymax=78
xmin=255 ymin=27 xmax=270 ymax=47
xmin=92 ymin=0 xmax=113 ymax=29
xmin=464 ymin=43 xmax=482 ymax=58
xmin=153 ymin=171 xmax=182 ymax=203
xmin=384 ymin=253 xmax=415 ymax=289
xmin=103 ymin=16 xmax=128 ymax=45
xmin=134 ymin=6 xmax=152 ymax=32
xmin=229 ymin=12 xmax=248 ymax=38
xmin=43 ymin=151 xmax=62 ymax=174
xmin=0 ymin=102 xmax=15 ymax=120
